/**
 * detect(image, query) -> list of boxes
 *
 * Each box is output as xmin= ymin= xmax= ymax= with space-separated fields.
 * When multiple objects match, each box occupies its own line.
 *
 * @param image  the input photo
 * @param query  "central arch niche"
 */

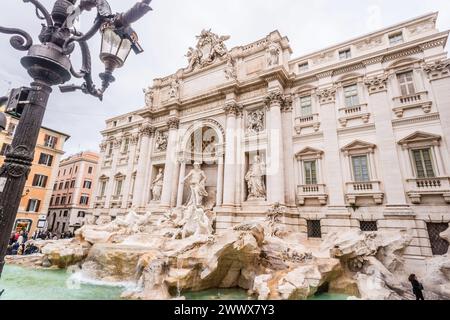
xmin=178 ymin=120 xmax=225 ymax=208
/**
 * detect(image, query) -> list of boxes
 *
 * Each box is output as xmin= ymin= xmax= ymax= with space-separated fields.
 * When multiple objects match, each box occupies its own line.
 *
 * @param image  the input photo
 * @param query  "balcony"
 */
xmin=345 ymin=181 xmax=384 ymax=205
xmin=406 ymin=177 xmax=450 ymax=204
xmin=392 ymin=91 xmax=432 ymax=118
xmin=294 ymin=113 xmax=320 ymax=135
xmin=297 ymin=184 xmax=327 ymax=205
xmin=338 ymin=103 xmax=370 ymax=127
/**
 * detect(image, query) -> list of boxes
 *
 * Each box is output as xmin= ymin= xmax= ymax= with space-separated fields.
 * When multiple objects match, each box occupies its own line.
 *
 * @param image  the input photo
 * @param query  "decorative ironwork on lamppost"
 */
xmin=0 ymin=0 xmax=153 ymax=280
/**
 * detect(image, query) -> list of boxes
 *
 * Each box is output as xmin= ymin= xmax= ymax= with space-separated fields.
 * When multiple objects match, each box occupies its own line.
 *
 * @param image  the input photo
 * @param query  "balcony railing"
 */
xmin=393 ymin=91 xmax=432 ymax=118
xmin=294 ymin=113 xmax=320 ymax=134
xmin=406 ymin=177 xmax=450 ymax=204
xmin=345 ymin=181 xmax=383 ymax=204
xmin=297 ymin=184 xmax=327 ymax=205
xmin=338 ymin=103 xmax=370 ymax=127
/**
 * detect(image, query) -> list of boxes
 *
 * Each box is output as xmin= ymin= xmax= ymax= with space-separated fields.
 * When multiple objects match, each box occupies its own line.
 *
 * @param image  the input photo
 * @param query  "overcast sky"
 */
xmin=0 ymin=0 xmax=449 ymax=156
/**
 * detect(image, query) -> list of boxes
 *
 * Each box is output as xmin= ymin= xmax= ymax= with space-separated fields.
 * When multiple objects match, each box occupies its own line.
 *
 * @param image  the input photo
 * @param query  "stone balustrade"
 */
xmin=296 ymin=184 xmax=327 ymax=205
xmin=345 ymin=181 xmax=384 ymax=205
xmin=392 ymin=91 xmax=432 ymax=117
xmin=406 ymin=177 xmax=450 ymax=204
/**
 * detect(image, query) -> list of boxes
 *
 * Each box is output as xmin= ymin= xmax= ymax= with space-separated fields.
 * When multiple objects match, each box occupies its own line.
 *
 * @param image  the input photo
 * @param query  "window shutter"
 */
xmin=48 ymin=155 xmax=53 ymax=166
xmin=32 ymin=175 xmax=38 ymax=186
xmin=36 ymin=200 xmax=41 ymax=212
xmin=26 ymin=200 xmax=32 ymax=212
xmin=42 ymin=176 xmax=48 ymax=188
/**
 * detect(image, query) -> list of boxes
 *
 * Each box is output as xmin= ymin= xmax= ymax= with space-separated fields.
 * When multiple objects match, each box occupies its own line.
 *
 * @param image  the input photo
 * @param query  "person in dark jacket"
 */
xmin=408 ymin=274 xmax=425 ymax=300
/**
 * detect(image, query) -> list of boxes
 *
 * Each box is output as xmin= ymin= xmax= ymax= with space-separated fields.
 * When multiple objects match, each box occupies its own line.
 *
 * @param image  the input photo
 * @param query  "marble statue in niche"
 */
xmin=151 ymin=168 xmax=164 ymax=201
xmin=247 ymin=109 xmax=265 ymax=134
xmin=155 ymin=131 xmax=168 ymax=152
xmin=182 ymin=162 xmax=208 ymax=207
xmin=245 ymin=155 xmax=266 ymax=200
xmin=168 ymin=77 xmax=180 ymax=99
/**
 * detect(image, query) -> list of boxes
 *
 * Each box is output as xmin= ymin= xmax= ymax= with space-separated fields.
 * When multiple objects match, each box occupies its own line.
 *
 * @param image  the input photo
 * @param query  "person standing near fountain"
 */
xmin=181 ymin=162 xmax=208 ymax=207
xmin=408 ymin=274 xmax=425 ymax=300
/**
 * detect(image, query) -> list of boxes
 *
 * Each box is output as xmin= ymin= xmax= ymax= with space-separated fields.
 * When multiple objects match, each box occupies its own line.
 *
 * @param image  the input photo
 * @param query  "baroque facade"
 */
xmin=92 ymin=13 xmax=450 ymax=260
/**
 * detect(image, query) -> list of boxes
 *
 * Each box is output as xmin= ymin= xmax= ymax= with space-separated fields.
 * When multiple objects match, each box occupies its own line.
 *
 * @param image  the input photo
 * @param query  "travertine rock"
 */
xmin=41 ymin=239 xmax=90 ymax=268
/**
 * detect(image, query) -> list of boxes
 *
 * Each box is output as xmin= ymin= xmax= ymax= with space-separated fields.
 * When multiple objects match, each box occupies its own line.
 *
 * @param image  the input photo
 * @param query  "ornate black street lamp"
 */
xmin=0 ymin=0 xmax=153 ymax=279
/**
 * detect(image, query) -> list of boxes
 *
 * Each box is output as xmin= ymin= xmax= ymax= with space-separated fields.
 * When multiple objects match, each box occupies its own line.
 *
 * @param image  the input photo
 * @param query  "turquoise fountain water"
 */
xmin=0 ymin=265 xmax=348 ymax=300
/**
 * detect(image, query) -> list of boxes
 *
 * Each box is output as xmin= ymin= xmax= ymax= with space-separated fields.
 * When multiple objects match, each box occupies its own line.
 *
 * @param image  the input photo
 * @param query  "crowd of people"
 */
xmin=6 ymin=229 xmax=75 ymax=256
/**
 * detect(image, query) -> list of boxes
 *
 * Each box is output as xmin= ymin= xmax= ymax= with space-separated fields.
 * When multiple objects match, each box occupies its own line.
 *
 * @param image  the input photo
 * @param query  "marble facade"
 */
xmin=92 ymin=13 xmax=450 ymax=260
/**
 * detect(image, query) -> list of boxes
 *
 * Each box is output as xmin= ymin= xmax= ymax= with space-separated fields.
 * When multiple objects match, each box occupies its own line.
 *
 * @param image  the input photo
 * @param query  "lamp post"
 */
xmin=0 ymin=0 xmax=153 ymax=278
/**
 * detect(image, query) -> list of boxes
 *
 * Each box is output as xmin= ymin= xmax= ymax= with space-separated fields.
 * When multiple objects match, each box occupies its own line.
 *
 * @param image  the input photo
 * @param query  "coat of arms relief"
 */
xmin=185 ymin=29 xmax=231 ymax=72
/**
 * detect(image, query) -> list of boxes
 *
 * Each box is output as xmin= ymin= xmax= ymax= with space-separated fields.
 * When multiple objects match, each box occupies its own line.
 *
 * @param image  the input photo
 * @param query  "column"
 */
xmin=216 ymin=154 xmax=224 ymax=206
xmin=281 ymin=95 xmax=296 ymax=206
xmin=132 ymin=122 xmax=155 ymax=209
xmin=316 ymin=86 xmax=347 ymax=209
xmin=222 ymin=102 xmax=239 ymax=207
xmin=176 ymin=160 xmax=187 ymax=207
xmin=123 ymin=135 xmax=139 ymax=206
xmin=365 ymin=74 xmax=408 ymax=207
xmin=160 ymin=117 xmax=180 ymax=208
xmin=170 ymin=161 xmax=181 ymax=207
xmin=265 ymin=91 xmax=285 ymax=204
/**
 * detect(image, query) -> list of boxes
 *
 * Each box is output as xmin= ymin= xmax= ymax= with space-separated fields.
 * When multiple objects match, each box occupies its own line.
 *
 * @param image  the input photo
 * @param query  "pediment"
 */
xmin=99 ymin=174 xmax=109 ymax=180
xmin=341 ymin=140 xmax=376 ymax=153
xmin=295 ymin=147 xmax=324 ymax=159
xmin=398 ymin=131 xmax=441 ymax=146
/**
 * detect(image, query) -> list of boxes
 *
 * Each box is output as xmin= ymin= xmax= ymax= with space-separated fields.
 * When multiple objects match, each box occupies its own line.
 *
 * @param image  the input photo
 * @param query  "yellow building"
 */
xmin=0 ymin=106 xmax=70 ymax=236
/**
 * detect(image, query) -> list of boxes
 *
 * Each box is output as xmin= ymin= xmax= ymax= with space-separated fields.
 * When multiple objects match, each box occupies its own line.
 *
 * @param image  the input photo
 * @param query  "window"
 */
xmin=63 ymin=210 xmax=69 ymax=217
xmin=304 ymin=161 xmax=317 ymax=185
xmin=339 ymin=48 xmax=351 ymax=60
xmin=88 ymin=166 xmax=93 ymax=174
xmin=69 ymin=168 xmax=72 ymax=175
xmin=78 ymin=211 xmax=86 ymax=218
xmin=427 ymin=223 xmax=449 ymax=256
xmin=75 ymin=166 xmax=78 ymax=173
xmin=107 ymin=142 xmax=113 ymax=157
xmin=61 ymin=196 xmax=66 ymax=205
xmin=38 ymin=153 xmax=54 ymax=166
xmin=352 ymin=155 xmax=370 ymax=182
xmin=115 ymin=179 xmax=123 ymax=197
xmin=83 ymin=180 xmax=92 ymax=189
xmin=298 ymin=62 xmax=309 ymax=72
xmin=128 ymin=116 xmax=132 ymax=123
xmin=70 ymin=180 xmax=75 ymax=188
xmin=80 ymin=195 xmax=90 ymax=205
xmin=397 ymin=71 xmax=416 ymax=96
xmin=344 ymin=84 xmax=359 ymax=107
xmin=360 ymin=221 xmax=378 ymax=232
xmin=389 ymin=32 xmax=404 ymax=45
xmin=44 ymin=135 xmax=58 ymax=148
xmin=122 ymin=137 xmax=130 ymax=153
xmin=26 ymin=199 xmax=41 ymax=212
xmin=58 ymin=182 xmax=63 ymax=190
xmin=50 ymin=197 xmax=54 ymax=206
xmin=55 ymin=197 xmax=60 ymax=205
xmin=113 ymin=120 xmax=117 ymax=127
xmin=32 ymin=174 xmax=48 ymax=188
xmin=6 ymin=123 xmax=16 ymax=137
xmin=63 ymin=169 xmax=66 ymax=175
xmin=64 ymin=181 xmax=70 ymax=189
xmin=0 ymin=143 xmax=11 ymax=156
xmin=412 ymin=148 xmax=435 ymax=178
xmin=307 ymin=220 xmax=322 ymax=238
xmin=299 ymin=96 xmax=313 ymax=117
xmin=53 ymin=183 xmax=57 ymax=191
xmin=99 ymin=180 xmax=108 ymax=197
xmin=67 ymin=194 xmax=72 ymax=204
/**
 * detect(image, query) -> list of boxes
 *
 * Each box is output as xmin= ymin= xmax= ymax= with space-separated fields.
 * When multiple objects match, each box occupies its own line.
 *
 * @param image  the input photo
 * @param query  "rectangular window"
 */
xmin=344 ymin=84 xmax=359 ymax=107
xmin=100 ymin=180 xmax=108 ymax=197
xmin=55 ymin=197 xmax=60 ymax=205
xmin=389 ymin=32 xmax=404 ymax=46
xmin=427 ymin=223 xmax=449 ymax=256
xmin=83 ymin=180 xmax=92 ymax=189
xmin=44 ymin=135 xmax=58 ymax=149
xmin=128 ymin=116 xmax=133 ymax=123
xmin=115 ymin=180 xmax=123 ymax=197
xmin=339 ymin=48 xmax=351 ymax=60
xmin=88 ymin=166 xmax=93 ymax=174
xmin=53 ymin=183 xmax=57 ymax=191
xmin=75 ymin=166 xmax=78 ymax=173
xmin=50 ymin=197 xmax=54 ymax=206
xmin=59 ymin=182 xmax=63 ymax=190
xmin=298 ymin=62 xmax=309 ymax=72
xmin=304 ymin=160 xmax=317 ymax=185
xmin=360 ymin=221 xmax=378 ymax=232
xmin=80 ymin=195 xmax=90 ymax=205
xmin=299 ymin=96 xmax=313 ymax=117
xmin=61 ymin=196 xmax=66 ymax=205
xmin=122 ymin=138 xmax=130 ymax=153
xmin=412 ymin=149 xmax=435 ymax=178
xmin=26 ymin=199 xmax=41 ymax=212
xmin=67 ymin=194 xmax=72 ymax=204
xmin=107 ymin=143 xmax=113 ymax=157
xmin=32 ymin=174 xmax=48 ymax=188
xmin=64 ymin=181 xmax=70 ymax=189
xmin=38 ymin=153 xmax=54 ymax=166
xmin=0 ymin=143 xmax=11 ymax=156
xmin=307 ymin=220 xmax=322 ymax=238
xmin=78 ymin=211 xmax=86 ymax=218
xmin=70 ymin=180 xmax=76 ymax=188
xmin=397 ymin=71 xmax=416 ymax=96
xmin=352 ymin=155 xmax=370 ymax=182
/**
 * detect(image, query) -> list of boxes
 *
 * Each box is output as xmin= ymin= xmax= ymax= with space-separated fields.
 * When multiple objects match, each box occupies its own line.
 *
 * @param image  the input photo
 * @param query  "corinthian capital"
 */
xmin=139 ymin=122 xmax=156 ymax=137
xmin=223 ymin=102 xmax=243 ymax=116
xmin=316 ymin=86 xmax=337 ymax=105
xmin=281 ymin=94 xmax=293 ymax=113
xmin=364 ymin=74 xmax=389 ymax=95
xmin=264 ymin=91 xmax=284 ymax=108
xmin=423 ymin=60 xmax=450 ymax=81
xmin=167 ymin=117 xmax=180 ymax=130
